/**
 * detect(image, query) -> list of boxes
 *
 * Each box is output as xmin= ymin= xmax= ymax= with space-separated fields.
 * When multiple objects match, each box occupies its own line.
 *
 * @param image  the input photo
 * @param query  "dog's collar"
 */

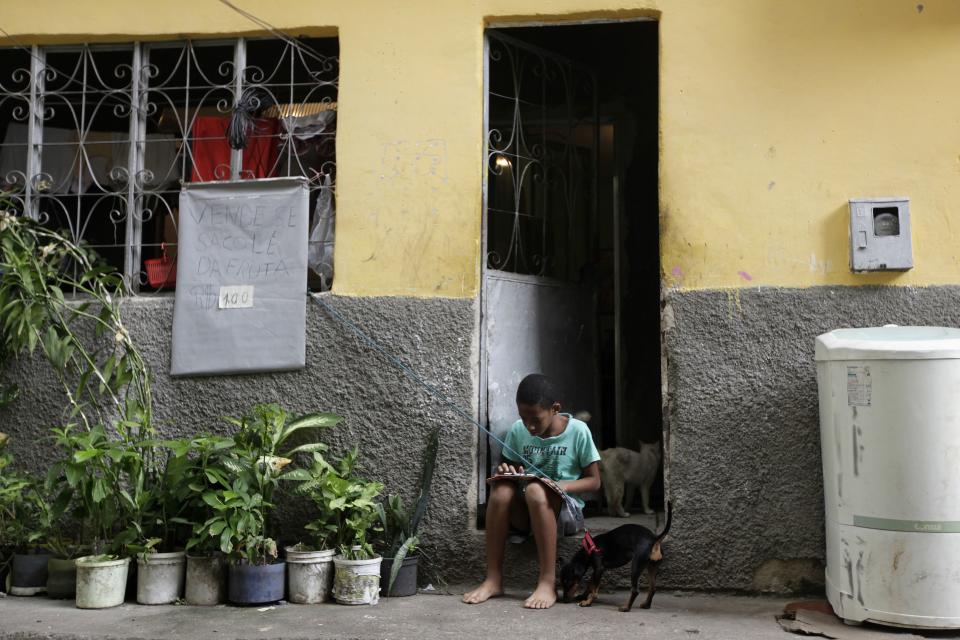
xmin=581 ymin=531 xmax=601 ymax=556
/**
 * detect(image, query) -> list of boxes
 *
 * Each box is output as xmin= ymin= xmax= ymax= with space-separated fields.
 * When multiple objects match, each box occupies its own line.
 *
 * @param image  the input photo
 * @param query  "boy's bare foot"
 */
xmin=462 ymin=580 xmax=503 ymax=604
xmin=524 ymin=582 xmax=557 ymax=609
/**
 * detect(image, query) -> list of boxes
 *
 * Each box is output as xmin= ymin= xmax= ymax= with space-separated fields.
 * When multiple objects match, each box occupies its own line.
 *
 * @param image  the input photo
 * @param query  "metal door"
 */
xmin=479 ymin=30 xmax=601 ymax=501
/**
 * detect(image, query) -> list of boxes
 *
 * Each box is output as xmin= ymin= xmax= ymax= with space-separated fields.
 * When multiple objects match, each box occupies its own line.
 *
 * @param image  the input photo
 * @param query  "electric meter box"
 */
xmin=816 ymin=326 xmax=960 ymax=629
xmin=849 ymin=197 xmax=912 ymax=272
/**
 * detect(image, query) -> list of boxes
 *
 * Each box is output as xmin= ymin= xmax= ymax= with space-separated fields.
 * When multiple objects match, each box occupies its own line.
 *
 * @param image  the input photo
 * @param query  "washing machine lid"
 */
xmin=816 ymin=326 xmax=960 ymax=360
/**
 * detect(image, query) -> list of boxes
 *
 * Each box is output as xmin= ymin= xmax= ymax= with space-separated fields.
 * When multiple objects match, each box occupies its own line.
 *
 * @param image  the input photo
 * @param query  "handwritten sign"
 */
xmin=170 ymin=178 xmax=309 ymax=376
xmin=218 ymin=285 xmax=254 ymax=309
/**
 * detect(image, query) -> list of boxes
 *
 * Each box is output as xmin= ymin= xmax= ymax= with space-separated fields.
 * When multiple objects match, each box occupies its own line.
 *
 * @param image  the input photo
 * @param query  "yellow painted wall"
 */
xmin=3 ymin=0 xmax=960 ymax=296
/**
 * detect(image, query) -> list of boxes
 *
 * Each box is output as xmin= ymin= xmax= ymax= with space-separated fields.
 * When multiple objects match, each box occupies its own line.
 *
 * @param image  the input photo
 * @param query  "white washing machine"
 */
xmin=816 ymin=326 xmax=960 ymax=629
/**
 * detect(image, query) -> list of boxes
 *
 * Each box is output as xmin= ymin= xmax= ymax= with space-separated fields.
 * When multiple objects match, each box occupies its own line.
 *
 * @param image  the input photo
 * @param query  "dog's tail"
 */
xmin=655 ymin=501 xmax=672 ymax=542
xmin=648 ymin=501 xmax=672 ymax=564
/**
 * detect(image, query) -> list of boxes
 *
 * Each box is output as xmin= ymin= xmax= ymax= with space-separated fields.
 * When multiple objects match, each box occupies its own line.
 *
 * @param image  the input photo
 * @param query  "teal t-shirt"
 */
xmin=501 ymin=414 xmax=601 ymax=507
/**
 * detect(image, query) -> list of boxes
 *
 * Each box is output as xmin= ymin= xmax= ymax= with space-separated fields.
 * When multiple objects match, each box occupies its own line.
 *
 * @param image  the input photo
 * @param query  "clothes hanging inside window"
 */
xmin=278 ymin=109 xmax=335 ymax=181
xmin=113 ymin=134 xmax=180 ymax=187
xmin=1 ymin=124 xmax=83 ymax=192
xmin=1 ymin=125 xmax=181 ymax=192
xmin=307 ymin=173 xmax=335 ymax=291
xmin=190 ymin=116 xmax=279 ymax=182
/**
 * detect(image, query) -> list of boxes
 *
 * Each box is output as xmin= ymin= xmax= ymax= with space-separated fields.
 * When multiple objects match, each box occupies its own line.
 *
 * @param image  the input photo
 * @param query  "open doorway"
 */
xmin=479 ymin=20 xmax=662 ymax=526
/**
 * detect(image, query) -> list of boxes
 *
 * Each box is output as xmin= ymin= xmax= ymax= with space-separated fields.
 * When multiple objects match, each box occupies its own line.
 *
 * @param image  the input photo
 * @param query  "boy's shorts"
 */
xmin=508 ymin=484 xmax=585 ymax=542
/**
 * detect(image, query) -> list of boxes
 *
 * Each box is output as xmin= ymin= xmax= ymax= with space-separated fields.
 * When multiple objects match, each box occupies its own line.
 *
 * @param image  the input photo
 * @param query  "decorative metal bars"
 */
xmin=0 ymin=37 xmax=338 ymax=291
xmin=485 ymin=31 xmax=597 ymax=281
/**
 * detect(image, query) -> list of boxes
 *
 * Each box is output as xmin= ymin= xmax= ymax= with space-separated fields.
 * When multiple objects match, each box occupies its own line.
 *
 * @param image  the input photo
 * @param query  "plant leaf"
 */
xmin=64 ymin=463 xmax=82 ymax=486
xmin=410 ymin=427 xmax=440 ymax=536
xmin=52 ymin=488 xmax=72 ymax=518
xmin=202 ymin=493 xmax=227 ymax=511
xmin=73 ymin=448 xmax=100 ymax=463
xmin=387 ymin=535 xmax=418 ymax=596
xmin=219 ymin=527 xmax=234 ymax=554
xmin=278 ymin=468 xmax=313 ymax=482
xmin=283 ymin=442 xmax=329 ymax=457
xmin=92 ymin=479 xmax=107 ymax=503
xmin=280 ymin=412 xmax=342 ymax=443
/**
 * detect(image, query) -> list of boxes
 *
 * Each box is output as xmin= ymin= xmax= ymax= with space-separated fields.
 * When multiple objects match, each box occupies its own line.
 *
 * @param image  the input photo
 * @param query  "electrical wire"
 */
xmin=216 ymin=0 xmax=337 ymax=67
xmin=227 ymin=87 xmax=263 ymax=150
xmin=310 ymin=293 xmax=553 ymax=480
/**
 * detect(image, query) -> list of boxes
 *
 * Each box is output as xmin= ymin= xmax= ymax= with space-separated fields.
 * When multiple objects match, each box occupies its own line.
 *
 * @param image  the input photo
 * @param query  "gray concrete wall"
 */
xmin=9 ymin=284 xmax=959 ymax=594
xmin=1 ymin=293 xmax=486 ymax=587
xmin=662 ymin=285 xmax=960 ymax=593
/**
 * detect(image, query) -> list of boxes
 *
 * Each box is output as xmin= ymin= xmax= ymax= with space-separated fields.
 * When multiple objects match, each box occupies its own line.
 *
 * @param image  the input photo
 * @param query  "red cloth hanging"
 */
xmin=190 ymin=116 xmax=280 ymax=182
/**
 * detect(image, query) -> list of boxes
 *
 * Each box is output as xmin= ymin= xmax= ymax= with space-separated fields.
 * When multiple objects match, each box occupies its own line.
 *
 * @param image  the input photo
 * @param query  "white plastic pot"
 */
xmin=75 ymin=555 xmax=130 ymax=609
xmin=286 ymin=547 xmax=335 ymax=604
xmin=333 ymin=555 xmax=382 ymax=605
xmin=185 ymin=554 xmax=228 ymax=605
xmin=137 ymin=551 xmax=186 ymax=605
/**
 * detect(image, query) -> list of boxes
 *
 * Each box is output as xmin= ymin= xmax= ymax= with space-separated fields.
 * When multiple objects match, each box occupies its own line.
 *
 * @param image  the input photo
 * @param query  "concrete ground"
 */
xmin=0 ymin=589 xmax=947 ymax=640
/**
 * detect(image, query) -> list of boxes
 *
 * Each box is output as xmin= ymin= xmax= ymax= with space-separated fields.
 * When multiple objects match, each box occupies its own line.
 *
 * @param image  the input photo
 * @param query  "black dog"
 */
xmin=560 ymin=502 xmax=672 ymax=611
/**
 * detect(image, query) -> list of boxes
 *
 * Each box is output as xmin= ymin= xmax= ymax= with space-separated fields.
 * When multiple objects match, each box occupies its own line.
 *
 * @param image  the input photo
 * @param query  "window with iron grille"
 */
xmin=0 ymin=37 xmax=338 ymax=292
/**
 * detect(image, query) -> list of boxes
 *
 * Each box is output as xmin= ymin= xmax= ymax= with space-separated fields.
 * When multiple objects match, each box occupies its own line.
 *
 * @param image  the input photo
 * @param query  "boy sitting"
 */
xmin=463 ymin=373 xmax=601 ymax=609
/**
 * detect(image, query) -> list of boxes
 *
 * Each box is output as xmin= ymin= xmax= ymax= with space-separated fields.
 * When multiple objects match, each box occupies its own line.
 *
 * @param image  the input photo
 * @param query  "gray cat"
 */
xmin=599 ymin=442 xmax=662 ymax=517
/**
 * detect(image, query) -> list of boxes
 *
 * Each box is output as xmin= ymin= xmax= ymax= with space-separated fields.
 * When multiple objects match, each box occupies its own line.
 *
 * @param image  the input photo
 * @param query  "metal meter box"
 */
xmin=849 ymin=198 xmax=912 ymax=272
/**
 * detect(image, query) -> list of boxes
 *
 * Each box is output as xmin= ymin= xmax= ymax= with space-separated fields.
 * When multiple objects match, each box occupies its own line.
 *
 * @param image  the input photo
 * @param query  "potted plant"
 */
xmin=0 ymin=431 xmax=12 ymax=591
xmin=35 ymin=471 xmax=79 ymax=599
xmin=374 ymin=495 xmax=419 ymax=598
xmin=50 ymin=425 xmax=134 ymax=609
xmin=375 ymin=427 xmax=439 ymax=597
xmin=325 ymin=448 xmax=385 ymax=605
xmin=193 ymin=404 xmax=337 ymax=605
xmin=0 ymin=435 xmax=50 ymax=596
xmin=111 ymin=433 xmax=234 ymax=605
xmin=126 ymin=439 xmax=197 ymax=606
xmin=174 ymin=434 xmax=236 ymax=605
xmin=281 ymin=445 xmax=344 ymax=604
xmin=44 ymin=536 xmax=82 ymax=600
xmin=0 ymin=434 xmax=80 ymax=598
xmin=46 ymin=391 xmax=154 ymax=608
xmin=0 ymin=203 xmax=155 ymax=608
xmin=0 ymin=438 xmax=87 ymax=600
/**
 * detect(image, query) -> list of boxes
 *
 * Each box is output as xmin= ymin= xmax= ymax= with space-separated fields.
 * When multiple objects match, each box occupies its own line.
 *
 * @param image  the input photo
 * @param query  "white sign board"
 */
xmin=171 ymin=178 xmax=309 ymax=376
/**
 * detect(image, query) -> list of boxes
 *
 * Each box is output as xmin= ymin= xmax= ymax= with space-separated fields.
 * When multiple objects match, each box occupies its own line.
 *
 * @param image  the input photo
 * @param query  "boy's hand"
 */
xmin=497 ymin=462 xmax=525 ymax=475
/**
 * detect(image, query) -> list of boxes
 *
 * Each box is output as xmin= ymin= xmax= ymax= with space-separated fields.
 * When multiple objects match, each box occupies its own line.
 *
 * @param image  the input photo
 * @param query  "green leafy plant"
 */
xmin=119 ymin=436 xmax=208 ymax=557
xmin=378 ymin=495 xmax=418 ymax=545
xmin=31 ymin=485 xmax=74 ymax=560
xmin=286 ymin=447 xmax=384 ymax=560
xmin=0 ymin=198 xmax=155 ymax=556
xmin=0 ymin=433 xmax=38 ymax=553
xmin=0 ymin=207 xmax=152 ymax=436
xmin=165 ymin=434 xmax=237 ymax=556
xmin=193 ymin=404 xmax=340 ymax=565
xmin=0 ymin=433 xmax=72 ymax=566
xmin=281 ymin=452 xmax=338 ymax=550
xmin=47 ymin=424 xmax=136 ymax=555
